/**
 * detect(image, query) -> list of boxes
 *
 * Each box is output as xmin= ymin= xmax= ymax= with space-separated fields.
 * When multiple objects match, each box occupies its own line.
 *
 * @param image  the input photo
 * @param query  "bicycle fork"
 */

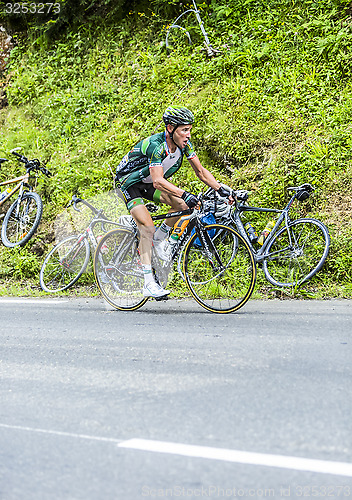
xmin=193 ymin=225 xmax=226 ymax=272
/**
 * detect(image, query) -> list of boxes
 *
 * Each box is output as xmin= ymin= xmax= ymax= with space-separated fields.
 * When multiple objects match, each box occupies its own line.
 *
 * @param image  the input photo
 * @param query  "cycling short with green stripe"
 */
xmin=118 ymin=181 xmax=162 ymax=212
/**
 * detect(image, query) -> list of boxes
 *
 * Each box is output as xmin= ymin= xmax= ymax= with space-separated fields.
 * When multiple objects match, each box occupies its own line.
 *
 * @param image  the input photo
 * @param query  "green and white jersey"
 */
xmin=115 ymin=131 xmax=196 ymax=189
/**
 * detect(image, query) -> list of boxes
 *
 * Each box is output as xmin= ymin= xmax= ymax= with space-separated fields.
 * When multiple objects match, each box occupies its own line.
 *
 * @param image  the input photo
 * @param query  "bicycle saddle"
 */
xmin=288 ymin=183 xmax=314 ymax=201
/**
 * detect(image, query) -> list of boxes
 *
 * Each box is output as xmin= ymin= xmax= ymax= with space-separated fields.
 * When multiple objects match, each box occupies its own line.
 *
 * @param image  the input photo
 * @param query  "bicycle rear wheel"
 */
xmin=40 ymin=235 xmax=90 ymax=292
xmin=183 ymin=224 xmax=256 ymax=313
xmin=1 ymin=192 xmax=43 ymax=247
xmin=263 ymin=218 xmax=330 ymax=287
xmin=93 ymin=228 xmax=148 ymax=311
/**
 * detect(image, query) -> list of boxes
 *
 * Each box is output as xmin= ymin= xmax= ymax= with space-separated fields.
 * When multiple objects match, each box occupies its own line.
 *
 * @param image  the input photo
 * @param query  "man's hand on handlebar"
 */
xmin=216 ymin=184 xmax=235 ymax=205
xmin=181 ymin=190 xmax=199 ymax=209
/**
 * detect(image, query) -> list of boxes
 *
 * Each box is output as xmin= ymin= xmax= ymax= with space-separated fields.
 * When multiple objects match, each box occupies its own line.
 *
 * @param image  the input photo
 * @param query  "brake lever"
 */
xmin=70 ymin=194 xmax=83 ymax=212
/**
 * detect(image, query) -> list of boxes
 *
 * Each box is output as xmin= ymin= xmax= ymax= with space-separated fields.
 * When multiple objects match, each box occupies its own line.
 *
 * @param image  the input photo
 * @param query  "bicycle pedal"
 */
xmin=154 ymin=294 xmax=169 ymax=302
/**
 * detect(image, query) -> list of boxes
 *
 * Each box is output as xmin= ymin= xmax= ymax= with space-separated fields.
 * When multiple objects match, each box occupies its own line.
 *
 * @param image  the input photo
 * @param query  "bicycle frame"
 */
xmin=74 ymin=218 xmax=111 ymax=254
xmin=230 ymin=193 xmax=298 ymax=263
xmin=151 ymin=207 xmax=194 ymax=261
xmin=149 ymin=206 xmax=229 ymax=284
xmin=0 ymin=171 xmax=30 ymax=208
xmin=40 ymin=196 xmax=125 ymax=293
xmin=102 ymin=205 xmax=232 ymax=300
xmin=0 ymin=151 xmax=52 ymax=229
xmin=69 ymin=198 xmax=121 ymax=258
xmin=133 ymin=190 xmax=301 ymax=272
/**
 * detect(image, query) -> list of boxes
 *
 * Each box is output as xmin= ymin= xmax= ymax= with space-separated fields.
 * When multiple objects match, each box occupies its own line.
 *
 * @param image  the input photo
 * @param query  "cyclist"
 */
xmin=115 ymin=106 xmax=232 ymax=298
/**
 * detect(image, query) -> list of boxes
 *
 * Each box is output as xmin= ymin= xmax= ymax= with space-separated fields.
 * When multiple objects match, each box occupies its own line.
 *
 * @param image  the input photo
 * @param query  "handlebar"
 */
xmin=67 ymin=194 xmax=109 ymax=219
xmin=203 ymin=186 xmax=249 ymax=203
xmin=203 ymin=183 xmax=315 ymax=207
xmin=10 ymin=149 xmax=53 ymax=178
xmin=67 ymin=194 xmax=83 ymax=210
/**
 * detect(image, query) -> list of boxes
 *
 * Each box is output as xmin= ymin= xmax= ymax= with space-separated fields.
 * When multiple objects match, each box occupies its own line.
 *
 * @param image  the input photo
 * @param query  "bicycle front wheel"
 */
xmin=263 ymin=218 xmax=330 ymax=287
xmin=40 ymin=235 xmax=90 ymax=292
xmin=183 ymin=224 xmax=256 ymax=313
xmin=93 ymin=228 xmax=148 ymax=311
xmin=1 ymin=192 xmax=43 ymax=247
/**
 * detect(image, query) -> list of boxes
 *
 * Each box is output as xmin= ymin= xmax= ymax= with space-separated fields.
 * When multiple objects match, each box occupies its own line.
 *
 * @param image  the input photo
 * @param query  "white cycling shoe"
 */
xmin=153 ymin=238 xmax=171 ymax=261
xmin=143 ymin=281 xmax=170 ymax=298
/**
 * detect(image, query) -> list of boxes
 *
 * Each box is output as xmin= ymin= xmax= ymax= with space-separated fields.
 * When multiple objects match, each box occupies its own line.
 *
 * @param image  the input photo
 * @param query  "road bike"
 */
xmin=40 ymin=195 xmax=122 ymax=293
xmin=206 ymin=183 xmax=330 ymax=288
xmin=93 ymin=194 xmax=256 ymax=314
xmin=0 ymin=149 xmax=52 ymax=247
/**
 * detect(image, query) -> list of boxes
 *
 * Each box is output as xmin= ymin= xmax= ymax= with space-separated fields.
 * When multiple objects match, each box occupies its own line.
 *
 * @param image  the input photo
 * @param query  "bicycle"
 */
xmin=205 ymin=183 xmax=330 ymax=288
xmin=40 ymin=195 xmax=122 ymax=293
xmin=93 ymin=195 xmax=257 ymax=314
xmin=0 ymin=149 xmax=52 ymax=247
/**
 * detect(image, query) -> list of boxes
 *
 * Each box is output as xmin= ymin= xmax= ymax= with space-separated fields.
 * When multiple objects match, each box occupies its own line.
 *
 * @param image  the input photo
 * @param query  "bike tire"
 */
xmin=40 ymin=235 xmax=90 ymax=292
xmin=93 ymin=228 xmax=148 ymax=311
xmin=262 ymin=218 xmax=330 ymax=287
xmin=1 ymin=192 xmax=43 ymax=247
xmin=183 ymin=224 xmax=256 ymax=313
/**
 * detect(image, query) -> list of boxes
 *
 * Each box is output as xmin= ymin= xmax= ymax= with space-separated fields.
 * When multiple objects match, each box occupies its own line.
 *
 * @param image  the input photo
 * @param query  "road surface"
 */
xmin=0 ymin=297 xmax=351 ymax=499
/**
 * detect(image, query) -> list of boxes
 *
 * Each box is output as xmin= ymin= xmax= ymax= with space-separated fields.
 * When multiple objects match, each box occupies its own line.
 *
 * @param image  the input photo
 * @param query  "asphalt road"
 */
xmin=0 ymin=297 xmax=351 ymax=499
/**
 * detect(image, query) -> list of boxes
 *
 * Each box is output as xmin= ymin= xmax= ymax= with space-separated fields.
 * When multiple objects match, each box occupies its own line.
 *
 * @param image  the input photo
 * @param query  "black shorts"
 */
xmin=116 ymin=181 xmax=162 ymax=211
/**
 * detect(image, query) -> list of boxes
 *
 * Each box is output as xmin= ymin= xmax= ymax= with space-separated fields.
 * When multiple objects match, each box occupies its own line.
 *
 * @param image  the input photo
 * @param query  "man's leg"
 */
xmin=130 ymin=202 xmax=170 ymax=297
xmin=130 ymin=203 xmax=154 ymax=266
xmin=153 ymin=191 xmax=189 ymax=242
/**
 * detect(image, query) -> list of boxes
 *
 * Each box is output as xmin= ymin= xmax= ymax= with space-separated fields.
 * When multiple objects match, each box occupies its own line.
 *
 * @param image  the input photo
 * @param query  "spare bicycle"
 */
xmin=93 ymin=195 xmax=256 ymax=314
xmin=0 ymin=149 xmax=52 ymax=247
xmin=204 ymin=183 xmax=330 ymax=287
xmin=40 ymin=195 xmax=122 ymax=293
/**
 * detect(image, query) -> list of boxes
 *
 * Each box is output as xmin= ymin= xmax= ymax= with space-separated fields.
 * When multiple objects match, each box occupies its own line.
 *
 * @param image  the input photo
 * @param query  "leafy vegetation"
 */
xmin=1 ymin=0 xmax=352 ymax=297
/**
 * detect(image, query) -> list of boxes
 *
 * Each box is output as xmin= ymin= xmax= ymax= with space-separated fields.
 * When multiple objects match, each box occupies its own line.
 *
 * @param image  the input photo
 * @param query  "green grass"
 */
xmin=1 ymin=0 xmax=352 ymax=298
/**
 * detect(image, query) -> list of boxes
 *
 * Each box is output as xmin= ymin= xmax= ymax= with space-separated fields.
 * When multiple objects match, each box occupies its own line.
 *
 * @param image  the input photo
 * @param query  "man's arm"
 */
xmin=150 ymin=166 xmax=199 ymax=208
xmin=150 ymin=166 xmax=184 ymax=197
xmin=189 ymin=156 xmax=234 ymax=201
xmin=188 ymin=156 xmax=221 ymax=190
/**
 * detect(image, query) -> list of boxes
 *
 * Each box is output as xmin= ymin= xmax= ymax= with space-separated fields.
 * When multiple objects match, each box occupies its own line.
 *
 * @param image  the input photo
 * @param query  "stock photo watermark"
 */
xmin=3 ymin=2 xmax=61 ymax=15
xmin=141 ymin=485 xmax=351 ymax=498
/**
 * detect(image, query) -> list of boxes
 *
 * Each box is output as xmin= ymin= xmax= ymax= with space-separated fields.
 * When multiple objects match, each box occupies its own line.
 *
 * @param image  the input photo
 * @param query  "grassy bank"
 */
xmin=1 ymin=0 xmax=352 ymax=298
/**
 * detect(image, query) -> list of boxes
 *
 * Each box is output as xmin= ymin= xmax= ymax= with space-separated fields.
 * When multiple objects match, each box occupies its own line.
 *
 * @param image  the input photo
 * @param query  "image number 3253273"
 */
xmin=4 ymin=3 xmax=61 ymax=15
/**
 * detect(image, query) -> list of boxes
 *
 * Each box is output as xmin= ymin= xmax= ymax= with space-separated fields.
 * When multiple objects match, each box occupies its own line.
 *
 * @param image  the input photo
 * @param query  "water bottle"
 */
xmin=169 ymin=215 xmax=192 ymax=245
xmin=0 ymin=187 xmax=11 ymax=202
xmin=169 ymin=232 xmax=179 ymax=248
xmin=244 ymin=222 xmax=258 ymax=243
xmin=257 ymin=220 xmax=275 ymax=246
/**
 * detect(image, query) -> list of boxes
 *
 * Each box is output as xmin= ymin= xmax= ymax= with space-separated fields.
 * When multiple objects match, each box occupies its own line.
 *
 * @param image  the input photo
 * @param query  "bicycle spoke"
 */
xmin=183 ymin=224 xmax=256 ymax=313
xmin=94 ymin=228 xmax=148 ymax=311
xmin=1 ymin=193 xmax=43 ymax=247
xmin=263 ymin=218 xmax=330 ymax=287
xmin=40 ymin=236 xmax=90 ymax=292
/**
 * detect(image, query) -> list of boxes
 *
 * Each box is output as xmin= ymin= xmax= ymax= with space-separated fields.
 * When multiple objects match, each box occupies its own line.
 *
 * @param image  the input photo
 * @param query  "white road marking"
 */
xmin=119 ymin=439 xmax=352 ymax=477
xmin=1 ymin=423 xmax=351 ymax=477
xmin=0 ymin=423 xmax=123 ymax=444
